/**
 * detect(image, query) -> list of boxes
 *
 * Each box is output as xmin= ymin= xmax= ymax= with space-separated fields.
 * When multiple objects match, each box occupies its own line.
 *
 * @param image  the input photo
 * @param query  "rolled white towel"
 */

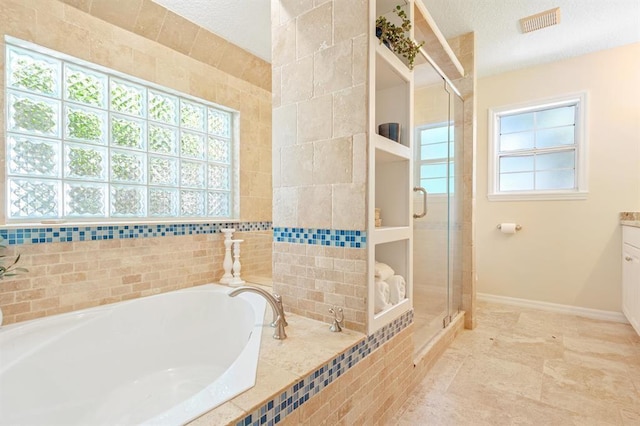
xmin=386 ymin=275 xmax=406 ymax=305
xmin=374 ymin=261 xmax=394 ymax=281
xmin=374 ymin=279 xmax=392 ymax=314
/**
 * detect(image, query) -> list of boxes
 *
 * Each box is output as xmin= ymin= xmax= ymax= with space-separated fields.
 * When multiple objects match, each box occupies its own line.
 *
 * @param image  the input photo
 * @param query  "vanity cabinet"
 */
xmin=367 ymin=0 xmax=414 ymax=333
xmin=622 ymin=225 xmax=640 ymax=335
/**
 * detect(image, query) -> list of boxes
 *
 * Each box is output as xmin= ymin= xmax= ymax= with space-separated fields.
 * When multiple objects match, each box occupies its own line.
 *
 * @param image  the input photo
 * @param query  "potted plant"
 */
xmin=0 ymin=238 xmax=27 ymax=326
xmin=0 ymin=238 xmax=27 ymax=280
xmin=376 ymin=5 xmax=424 ymax=70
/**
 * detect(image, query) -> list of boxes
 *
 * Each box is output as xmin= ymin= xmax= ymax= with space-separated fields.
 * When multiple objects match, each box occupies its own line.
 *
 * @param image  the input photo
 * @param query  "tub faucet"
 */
xmin=228 ymin=286 xmax=287 ymax=340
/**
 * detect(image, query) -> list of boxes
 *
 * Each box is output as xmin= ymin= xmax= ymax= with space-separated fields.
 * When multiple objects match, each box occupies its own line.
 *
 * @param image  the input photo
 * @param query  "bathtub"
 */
xmin=0 ymin=284 xmax=266 ymax=425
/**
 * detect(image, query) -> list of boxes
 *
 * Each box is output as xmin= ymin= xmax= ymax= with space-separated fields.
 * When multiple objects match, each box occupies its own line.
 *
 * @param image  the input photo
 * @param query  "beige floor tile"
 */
xmin=395 ymin=392 xmax=510 ymax=426
xmin=620 ymin=404 xmax=640 ymax=426
xmin=563 ymin=334 xmax=640 ymax=367
xmin=414 ymin=347 xmax=469 ymax=395
xmin=397 ymin=380 xmax=598 ymax=426
xmin=540 ymin=379 xmax=624 ymax=424
xmin=488 ymin=331 xmax=564 ymax=371
xmin=543 ymin=358 xmax=639 ymax=407
xmin=472 ymin=309 xmax=521 ymax=333
xmin=394 ymin=301 xmax=640 ymax=425
xmin=448 ymin=352 xmax=544 ymax=401
xmin=448 ymin=328 xmax=497 ymax=356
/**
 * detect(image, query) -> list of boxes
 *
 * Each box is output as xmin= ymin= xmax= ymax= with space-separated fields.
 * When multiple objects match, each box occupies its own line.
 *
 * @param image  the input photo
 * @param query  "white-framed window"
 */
xmin=4 ymin=37 xmax=236 ymax=223
xmin=488 ymin=93 xmax=588 ymax=201
xmin=415 ymin=122 xmax=454 ymax=195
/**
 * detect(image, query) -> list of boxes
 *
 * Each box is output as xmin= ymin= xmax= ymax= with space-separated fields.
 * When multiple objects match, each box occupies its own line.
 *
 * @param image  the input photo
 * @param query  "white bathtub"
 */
xmin=0 ymin=284 xmax=266 ymax=425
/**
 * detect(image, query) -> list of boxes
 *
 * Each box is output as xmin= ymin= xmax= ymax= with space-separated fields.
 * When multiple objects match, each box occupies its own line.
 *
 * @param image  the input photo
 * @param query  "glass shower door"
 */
xmin=412 ymin=60 xmax=463 ymax=354
xmin=412 ymin=62 xmax=451 ymax=353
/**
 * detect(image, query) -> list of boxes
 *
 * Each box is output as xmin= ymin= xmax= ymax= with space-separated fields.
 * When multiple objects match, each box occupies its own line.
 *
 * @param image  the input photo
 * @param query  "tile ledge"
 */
xmin=189 ymin=293 xmax=366 ymax=424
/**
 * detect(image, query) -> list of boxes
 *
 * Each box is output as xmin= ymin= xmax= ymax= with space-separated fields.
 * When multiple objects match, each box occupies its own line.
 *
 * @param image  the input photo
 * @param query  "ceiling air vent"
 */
xmin=520 ymin=7 xmax=561 ymax=33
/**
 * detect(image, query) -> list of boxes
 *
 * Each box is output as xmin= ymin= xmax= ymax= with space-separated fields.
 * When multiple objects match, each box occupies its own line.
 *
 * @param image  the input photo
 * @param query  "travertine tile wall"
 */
xmin=271 ymin=0 xmax=369 ymax=332
xmin=275 ymin=317 xmax=464 ymax=426
xmin=0 ymin=231 xmax=270 ymax=325
xmin=0 ymin=0 xmax=272 ymax=324
xmin=272 ymin=242 xmax=367 ymax=330
xmin=57 ymin=0 xmax=272 ymax=91
xmin=449 ymin=32 xmax=477 ymax=329
xmin=279 ymin=326 xmax=415 ymax=425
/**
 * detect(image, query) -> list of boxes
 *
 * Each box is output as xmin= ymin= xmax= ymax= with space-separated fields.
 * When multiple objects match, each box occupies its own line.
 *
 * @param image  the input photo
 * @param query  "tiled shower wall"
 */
xmin=0 ymin=0 xmax=272 ymax=324
xmin=271 ymin=0 xmax=369 ymax=332
xmin=449 ymin=32 xmax=477 ymax=329
xmin=56 ymin=0 xmax=272 ymax=91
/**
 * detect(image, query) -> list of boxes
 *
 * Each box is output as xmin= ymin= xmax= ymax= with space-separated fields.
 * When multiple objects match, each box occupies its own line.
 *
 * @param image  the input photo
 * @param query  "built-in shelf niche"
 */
xmin=368 ymin=0 xmax=414 ymax=335
xmin=371 ymin=238 xmax=412 ymax=330
xmin=374 ymin=153 xmax=409 ymax=229
xmin=375 ymin=45 xmax=410 ymax=148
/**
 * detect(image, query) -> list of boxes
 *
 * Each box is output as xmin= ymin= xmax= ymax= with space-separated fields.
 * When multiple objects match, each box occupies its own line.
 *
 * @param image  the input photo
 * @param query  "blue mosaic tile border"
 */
xmin=236 ymin=310 xmax=414 ymax=426
xmin=273 ymin=227 xmax=366 ymax=248
xmin=0 ymin=221 xmax=272 ymax=245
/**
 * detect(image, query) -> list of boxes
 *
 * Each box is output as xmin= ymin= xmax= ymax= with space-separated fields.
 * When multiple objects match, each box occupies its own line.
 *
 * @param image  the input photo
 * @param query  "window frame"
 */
xmin=414 ymin=121 xmax=454 ymax=199
xmin=487 ymin=92 xmax=588 ymax=201
xmin=3 ymin=36 xmax=240 ymax=225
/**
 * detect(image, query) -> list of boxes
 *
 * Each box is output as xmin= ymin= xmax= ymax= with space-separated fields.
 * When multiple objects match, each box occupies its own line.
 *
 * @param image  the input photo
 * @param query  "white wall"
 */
xmin=476 ymin=43 xmax=640 ymax=312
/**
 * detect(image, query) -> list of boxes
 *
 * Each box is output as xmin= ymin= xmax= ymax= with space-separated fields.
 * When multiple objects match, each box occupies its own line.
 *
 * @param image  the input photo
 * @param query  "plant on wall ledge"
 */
xmin=376 ymin=5 xmax=425 ymax=70
xmin=0 ymin=239 xmax=27 ymax=280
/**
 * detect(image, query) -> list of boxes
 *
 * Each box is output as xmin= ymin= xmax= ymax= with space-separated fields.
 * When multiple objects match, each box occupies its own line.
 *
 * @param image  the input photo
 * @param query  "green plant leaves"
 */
xmin=375 ymin=5 xmax=425 ymax=70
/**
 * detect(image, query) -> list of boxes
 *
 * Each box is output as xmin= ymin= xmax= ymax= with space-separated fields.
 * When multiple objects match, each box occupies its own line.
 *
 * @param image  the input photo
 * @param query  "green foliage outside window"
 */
xmin=112 ymin=119 xmax=142 ymax=148
xmin=111 ymin=84 xmax=142 ymax=116
xmin=68 ymin=147 xmax=103 ymax=178
xmin=13 ymin=98 xmax=56 ymax=133
xmin=68 ymin=110 xmax=102 ymax=141
xmin=6 ymin=41 xmax=233 ymax=220
xmin=67 ymin=71 xmax=103 ymax=106
xmin=11 ymin=59 xmax=55 ymax=94
xmin=149 ymin=96 xmax=175 ymax=123
xmin=112 ymin=153 xmax=142 ymax=182
xmin=181 ymin=133 xmax=202 ymax=158
xmin=149 ymin=126 xmax=174 ymax=154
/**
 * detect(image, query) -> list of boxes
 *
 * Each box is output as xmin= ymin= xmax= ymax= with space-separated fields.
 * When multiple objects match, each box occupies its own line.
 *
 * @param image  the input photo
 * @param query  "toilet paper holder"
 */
xmin=497 ymin=224 xmax=522 ymax=231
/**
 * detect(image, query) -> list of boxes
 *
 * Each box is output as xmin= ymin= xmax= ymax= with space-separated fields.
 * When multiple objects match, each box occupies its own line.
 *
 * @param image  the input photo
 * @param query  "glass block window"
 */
xmin=488 ymin=94 xmax=588 ymax=201
xmin=416 ymin=123 xmax=454 ymax=195
xmin=5 ymin=39 xmax=235 ymax=221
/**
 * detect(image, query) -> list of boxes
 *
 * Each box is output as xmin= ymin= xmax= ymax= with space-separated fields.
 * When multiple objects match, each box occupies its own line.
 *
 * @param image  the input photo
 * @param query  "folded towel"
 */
xmin=374 ymin=279 xmax=392 ymax=314
xmin=386 ymin=275 xmax=406 ymax=305
xmin=374 ymin=261 xmax=394 ymax=281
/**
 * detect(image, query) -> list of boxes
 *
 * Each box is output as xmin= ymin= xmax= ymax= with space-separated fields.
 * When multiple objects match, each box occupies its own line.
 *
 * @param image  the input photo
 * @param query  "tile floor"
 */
xmin=394 ymin=301 xmax=640 ymax=425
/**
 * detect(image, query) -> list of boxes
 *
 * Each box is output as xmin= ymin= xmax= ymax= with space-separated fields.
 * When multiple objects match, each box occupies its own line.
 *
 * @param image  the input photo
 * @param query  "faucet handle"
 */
xmin=273 ymin=293 xmax=288 ymax=327
xmin=329 ymin=306 xmax=343 ymax=332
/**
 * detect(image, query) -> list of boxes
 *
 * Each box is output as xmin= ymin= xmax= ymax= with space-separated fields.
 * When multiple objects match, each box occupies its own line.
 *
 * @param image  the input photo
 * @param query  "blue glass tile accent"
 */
xmin=272 ymin=227 xmax=367 ymax=249
xmin=0 ymin=221 xmax=273 ymax=246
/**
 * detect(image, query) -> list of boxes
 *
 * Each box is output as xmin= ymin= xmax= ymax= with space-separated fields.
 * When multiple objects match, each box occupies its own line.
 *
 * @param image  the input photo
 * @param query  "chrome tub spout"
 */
xmin=228 ymin=286 xmax=287 ymax=340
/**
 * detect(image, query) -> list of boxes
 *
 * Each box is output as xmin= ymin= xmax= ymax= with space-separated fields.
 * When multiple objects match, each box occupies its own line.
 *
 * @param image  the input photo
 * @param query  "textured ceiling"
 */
xmin=420 ymin=0 xmax=640 ymax=77
xmin=153 ymin=0 xmax=640 ymax=78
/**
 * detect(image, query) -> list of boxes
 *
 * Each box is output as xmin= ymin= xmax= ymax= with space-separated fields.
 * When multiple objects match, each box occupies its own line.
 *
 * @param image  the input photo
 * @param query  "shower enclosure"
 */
xmin=412 ymin=54 xmax=464 ymax=354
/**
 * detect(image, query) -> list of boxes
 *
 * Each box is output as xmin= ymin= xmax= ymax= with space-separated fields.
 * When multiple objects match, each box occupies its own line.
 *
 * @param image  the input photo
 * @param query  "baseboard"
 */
xmin=477 ymin=293 xmax=629 ymax=324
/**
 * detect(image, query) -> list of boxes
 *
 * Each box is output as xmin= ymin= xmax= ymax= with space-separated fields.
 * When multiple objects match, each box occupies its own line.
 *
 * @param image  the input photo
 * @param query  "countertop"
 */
xmin=621 ymin=212 xmax=640 ymax=228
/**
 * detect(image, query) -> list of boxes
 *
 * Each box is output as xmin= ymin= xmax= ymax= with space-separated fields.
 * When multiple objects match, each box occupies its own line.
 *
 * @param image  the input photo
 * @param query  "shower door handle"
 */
xmin=413 ymin=187 xmax=428 ymax=219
